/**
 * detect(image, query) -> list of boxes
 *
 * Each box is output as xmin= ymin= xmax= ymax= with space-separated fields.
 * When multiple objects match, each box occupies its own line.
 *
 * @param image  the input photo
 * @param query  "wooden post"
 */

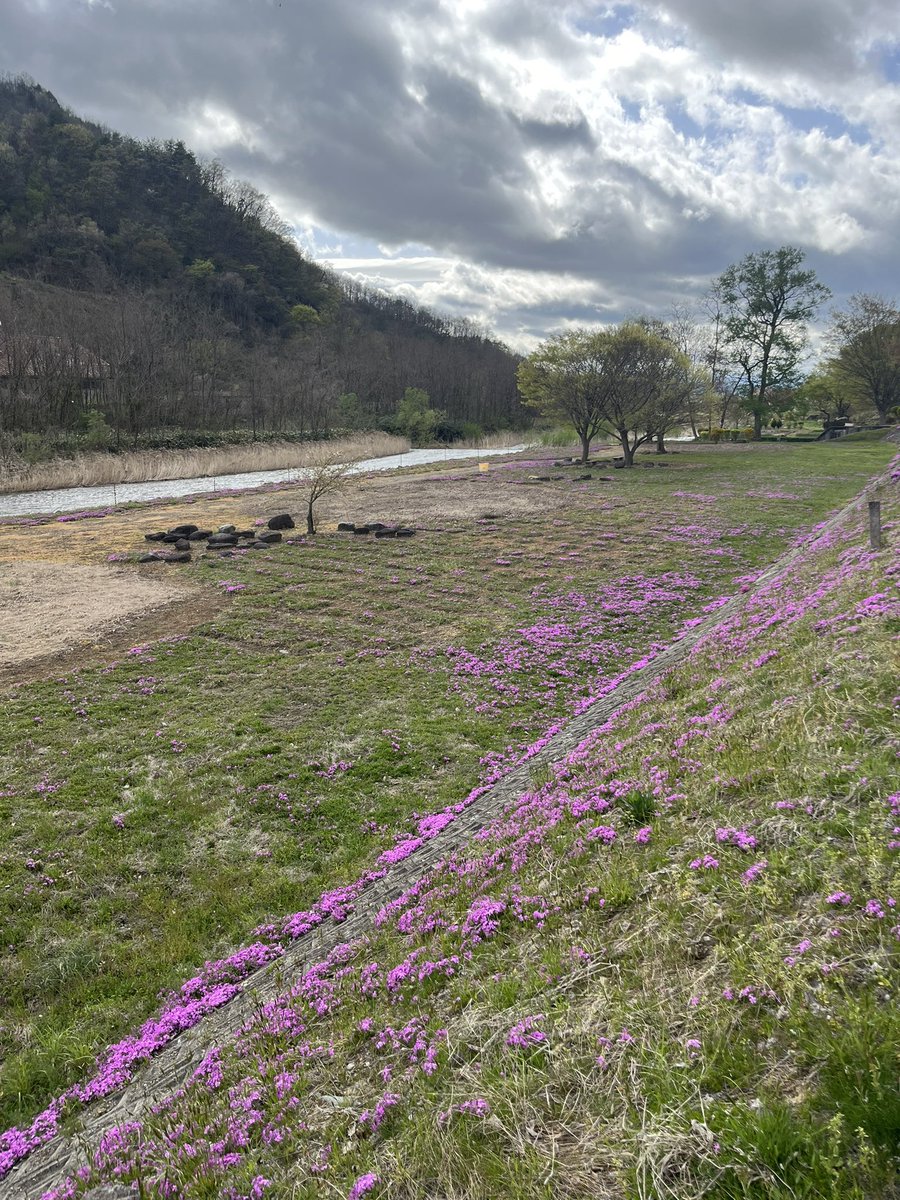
xmin=868 ymin=500 xmax=882 ymax=550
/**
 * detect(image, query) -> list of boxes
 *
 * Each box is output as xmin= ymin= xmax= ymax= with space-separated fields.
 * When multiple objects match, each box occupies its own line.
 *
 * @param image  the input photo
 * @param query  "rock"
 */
xmin=596 ymin=475 xmax=613 ymax=482
xmin=267 ymin=513 xmax=295 ymax=530
xmin=613 ymin=461 xmax=626 ymax=469
xmin=396 ymin=528 xmax=415 ymax=538
xmin=337 ymin=522 xmax=355 ymax=532
xmin=353 ymin=526 xmax=371 ymax=535
xmin=207 ymin=535 xmax=238 ymax=547
xmin=162 ymin=533 xmax=183 ymax=543
xmin=138 ymin=552 xmax=163 ymax=563
xmin=256 ymin=530 xmax=282 ymax=544
xmin=529 ymin=474 xmax=552 ymax=481
xmin=236 ymin=530 xmax=256 ymax=539
xmin=169 ymin=523 xmax=199 ymax=536
xmin=163 ymin=551 xmax=191 ymax=563
xmin=575 ymin=473 xmax=593 ymax=481
xmin=250 ymin=540 xmax=270 ymax=549
xmin=83 ymin=1185 xmax=135 ymax=1200
xmin=144 ymin=531 xmax=167 ymax=542
xmin=550 ymin=474 xmax=564 ymax=480
xmin=368 ymin=521 xmax=387 ymax=531
xmin=218 ymin=524 xmax=236 ymax=534
xmin=174 ymin=538 xmax=192 ymax=551
xmin=188 ymin=530 xmax=212 ymax=541
xmin=374 ymin=528 xmax=397 ymax=538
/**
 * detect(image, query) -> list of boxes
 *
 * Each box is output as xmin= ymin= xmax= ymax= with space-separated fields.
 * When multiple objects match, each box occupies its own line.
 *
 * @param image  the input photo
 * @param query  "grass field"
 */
xmin=0 ymin=440 xmax=897 ymax=1197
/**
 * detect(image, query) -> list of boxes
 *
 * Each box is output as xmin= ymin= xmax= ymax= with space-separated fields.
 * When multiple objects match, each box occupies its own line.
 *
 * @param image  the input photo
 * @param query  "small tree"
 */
xmin=594 ymin=323 xmax=691 ymax=465
xmin=517 ymin=330 xmax=607 ymax=463
xmin=395 ymin=387 xmax=441 ymax=445
xmin=295 ymin=442 xmax=365 ymax=535
xmin=711 ymin=246 xmax=831 ymax=439
xmin=517 ymin=324 xmax=690 ymax=466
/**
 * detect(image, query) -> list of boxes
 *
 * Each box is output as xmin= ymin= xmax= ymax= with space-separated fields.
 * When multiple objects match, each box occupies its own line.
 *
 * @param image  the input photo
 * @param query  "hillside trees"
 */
xmin=517 ymin=323 xmax=691 ymax=465
xmin=711 ymin=246 xmax=831 ymax=438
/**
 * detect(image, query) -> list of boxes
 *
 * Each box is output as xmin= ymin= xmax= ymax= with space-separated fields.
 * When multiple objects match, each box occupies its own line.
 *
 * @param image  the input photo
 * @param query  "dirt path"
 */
xmin=3 ymin=464 xmax=883 ymax=1199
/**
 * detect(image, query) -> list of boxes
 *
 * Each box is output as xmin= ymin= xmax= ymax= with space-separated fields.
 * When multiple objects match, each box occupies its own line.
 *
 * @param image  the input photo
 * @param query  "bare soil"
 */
xmin=0 ymin=562 xmax=200 ymax=681
xmin=0 ymin=454 xmax=579 ymax=686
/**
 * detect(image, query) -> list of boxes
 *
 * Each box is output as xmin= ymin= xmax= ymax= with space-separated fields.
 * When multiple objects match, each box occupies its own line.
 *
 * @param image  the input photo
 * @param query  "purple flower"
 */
xmin=348 ymin=1173 xmax=379 ymax=1199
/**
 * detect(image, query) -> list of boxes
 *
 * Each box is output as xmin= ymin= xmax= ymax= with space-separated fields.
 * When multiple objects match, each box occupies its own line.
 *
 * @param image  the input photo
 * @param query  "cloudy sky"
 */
xmin=4 ymin=0 xmax=900 ymax=348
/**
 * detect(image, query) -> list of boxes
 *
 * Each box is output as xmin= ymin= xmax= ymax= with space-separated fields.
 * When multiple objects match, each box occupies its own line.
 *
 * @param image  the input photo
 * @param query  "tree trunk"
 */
xmin=619 ymin=432 xmax=635 ymax=467
xmin=753 ymin=410 xmax=763 ymax=440
xmin=655 ymin=430 xmax=667 ymax=454
xmin=307 ymin=499 xmax=315 ymax=536
xmin=579 ymin=430 xmax=591 ymax=464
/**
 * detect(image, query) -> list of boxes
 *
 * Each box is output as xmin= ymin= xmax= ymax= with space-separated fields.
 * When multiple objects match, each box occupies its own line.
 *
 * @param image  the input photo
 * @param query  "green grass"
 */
xmin=0 ymin=439 xmax=895 ymax=1156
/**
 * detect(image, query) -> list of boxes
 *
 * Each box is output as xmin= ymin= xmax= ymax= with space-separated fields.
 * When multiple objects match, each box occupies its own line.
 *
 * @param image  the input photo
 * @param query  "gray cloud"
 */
xmin=3 ymin=0 xmax=900 ymax=347
xmin=638 ymin=0 xmax=900 ymax=78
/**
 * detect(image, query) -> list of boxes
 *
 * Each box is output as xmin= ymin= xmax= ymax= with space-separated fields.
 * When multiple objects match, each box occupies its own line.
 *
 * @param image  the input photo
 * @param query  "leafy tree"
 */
xmin=796 ymin=370 xmax=853 ymax=429
xmin=828 ymin=294 xmax=900 ymax=423
xmin=289 ymin=303 xmax=321 ymax=327
xmin=711 ymin=246 xmax=831 ymax=439
xmin=518 ymin=324 xmax=689 ymax=465
xmin=516 ymin=330 xmax=607 ymax=463
xmin=395 ymin=387 xmax=441 ymax=445
xmin=185 ymin=258 xmax=215 ymax=280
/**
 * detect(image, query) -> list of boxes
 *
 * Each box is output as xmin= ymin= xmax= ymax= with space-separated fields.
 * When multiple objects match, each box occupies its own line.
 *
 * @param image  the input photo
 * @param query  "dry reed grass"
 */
xmin=0 ymin=433 xmax=410 ymax=494
xmin=453 ymin=430 xmax=529 ymax=450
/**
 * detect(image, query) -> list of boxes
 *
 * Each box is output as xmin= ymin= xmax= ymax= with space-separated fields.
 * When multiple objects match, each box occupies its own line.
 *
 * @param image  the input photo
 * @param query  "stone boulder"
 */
xmin=188 ymin=530 xmax=212 ymax=541
xmin=256 ymin=530 xmax=282 ymax=544
xmin=218 ymin=524 xmax=236 ymax=534
xmin=337 ymin=522 xmax=355 ymax=532
xmin=169 ymin=524 xmax=199 ymax=536
xmin=268 ymin=513 xmax=295 ymax=530
xmin=144 ymin=531 xmax=167 ymax=542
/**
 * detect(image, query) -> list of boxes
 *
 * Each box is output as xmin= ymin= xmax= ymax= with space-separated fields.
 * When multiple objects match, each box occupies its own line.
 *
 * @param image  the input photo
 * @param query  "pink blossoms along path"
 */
xmin=0 ymin=466 xmax=894 ymax=1200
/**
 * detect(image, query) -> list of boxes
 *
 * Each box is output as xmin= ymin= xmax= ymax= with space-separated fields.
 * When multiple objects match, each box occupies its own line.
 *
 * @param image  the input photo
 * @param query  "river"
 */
xmin=0 ymin=444 xmax=530 ymax=518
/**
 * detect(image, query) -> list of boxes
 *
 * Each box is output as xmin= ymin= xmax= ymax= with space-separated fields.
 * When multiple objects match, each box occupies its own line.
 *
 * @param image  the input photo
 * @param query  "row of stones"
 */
xmin=138 ymin=513 xmax=296 ymax=563
xmin=336 ymin=521 xmax=416 ymax=538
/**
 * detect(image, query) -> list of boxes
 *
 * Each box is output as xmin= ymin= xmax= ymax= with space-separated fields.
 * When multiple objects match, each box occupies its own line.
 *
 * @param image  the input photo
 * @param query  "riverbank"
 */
xmin=0 ymin=440 xmax=531 ymax=518
xmin=0 ymin=433 xmax=409 ymax=496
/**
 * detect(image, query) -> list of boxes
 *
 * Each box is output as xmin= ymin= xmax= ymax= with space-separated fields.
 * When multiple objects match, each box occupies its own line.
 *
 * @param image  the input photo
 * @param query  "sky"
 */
xmin=4 ymin=0 xmax=900 ymax=351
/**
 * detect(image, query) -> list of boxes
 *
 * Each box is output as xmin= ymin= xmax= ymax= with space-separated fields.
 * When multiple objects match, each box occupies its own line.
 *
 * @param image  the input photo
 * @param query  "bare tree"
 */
xmin=294 ymin=441 xmax=366 ymax=535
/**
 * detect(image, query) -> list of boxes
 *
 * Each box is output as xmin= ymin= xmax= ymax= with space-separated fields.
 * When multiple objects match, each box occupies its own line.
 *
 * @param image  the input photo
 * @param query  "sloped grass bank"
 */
xmin=0 ymin=442 xmax=895 ymax=1194
xmin=27 ymin=454 xmax=900 ymax=1200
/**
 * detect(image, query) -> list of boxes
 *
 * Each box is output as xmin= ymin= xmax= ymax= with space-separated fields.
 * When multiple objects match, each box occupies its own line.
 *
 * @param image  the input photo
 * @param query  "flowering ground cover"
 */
xmin=0 ymin=441 xmax=896 ymax=1198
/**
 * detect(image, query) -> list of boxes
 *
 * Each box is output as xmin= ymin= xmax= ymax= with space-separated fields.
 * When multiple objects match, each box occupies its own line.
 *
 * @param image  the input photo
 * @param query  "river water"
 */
xmin=0 ymin=444 xmax=530 ymax=518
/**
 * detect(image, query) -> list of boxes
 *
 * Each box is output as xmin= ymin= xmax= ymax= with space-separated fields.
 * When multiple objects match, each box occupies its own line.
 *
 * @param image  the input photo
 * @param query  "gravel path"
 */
xmin=1 ymin=479 xmax=882 ymax=1200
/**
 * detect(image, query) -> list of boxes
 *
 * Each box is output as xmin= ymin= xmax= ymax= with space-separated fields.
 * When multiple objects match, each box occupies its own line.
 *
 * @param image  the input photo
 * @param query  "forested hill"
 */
xmin=0 ymin=75 xmax=524 ymax=443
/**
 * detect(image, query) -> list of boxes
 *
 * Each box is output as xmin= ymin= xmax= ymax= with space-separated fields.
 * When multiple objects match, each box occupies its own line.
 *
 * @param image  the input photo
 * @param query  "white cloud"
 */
xmin=4 ymin=0 xmax=900 ymax=344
